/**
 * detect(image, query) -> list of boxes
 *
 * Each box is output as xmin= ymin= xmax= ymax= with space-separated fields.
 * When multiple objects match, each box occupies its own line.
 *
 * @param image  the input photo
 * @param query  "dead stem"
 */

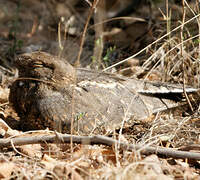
xmin=75 ymin=0 xmax=100 ymax=67
xmin=181 ymin=0 xmax=193 ymax=112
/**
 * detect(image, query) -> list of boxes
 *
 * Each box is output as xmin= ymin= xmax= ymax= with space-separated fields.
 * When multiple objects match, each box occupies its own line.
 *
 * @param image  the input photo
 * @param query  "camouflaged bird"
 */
xmin=9 ymin=51 xmax=199 ymax=135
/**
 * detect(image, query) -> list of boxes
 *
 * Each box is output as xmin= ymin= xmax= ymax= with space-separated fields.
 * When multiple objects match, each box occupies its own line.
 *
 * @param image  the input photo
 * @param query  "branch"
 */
xmin=1 ymin=134 xmax=200 ymax=160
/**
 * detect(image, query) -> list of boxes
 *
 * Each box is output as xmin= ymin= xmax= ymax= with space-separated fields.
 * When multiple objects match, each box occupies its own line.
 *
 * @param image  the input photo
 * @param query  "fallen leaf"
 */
xmin=19 ymin=144 xmax=42 ymax=158
xmin=0 ymin=162 xmax=15 ymax=178
xmin=53 ymin=165 xmax=83 ymax=180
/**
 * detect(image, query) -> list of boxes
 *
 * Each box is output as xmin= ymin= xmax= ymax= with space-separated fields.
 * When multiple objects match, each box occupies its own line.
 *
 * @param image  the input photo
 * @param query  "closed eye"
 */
xmin=32 ymin=61 xmax=43 ymax=68
xmin=32 ymin=61 xmax=55 ymax=70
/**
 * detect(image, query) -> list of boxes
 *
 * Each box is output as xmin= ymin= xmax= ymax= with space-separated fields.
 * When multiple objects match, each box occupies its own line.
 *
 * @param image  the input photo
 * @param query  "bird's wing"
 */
xmin=36 ymin=90 xmax=72 ymax=132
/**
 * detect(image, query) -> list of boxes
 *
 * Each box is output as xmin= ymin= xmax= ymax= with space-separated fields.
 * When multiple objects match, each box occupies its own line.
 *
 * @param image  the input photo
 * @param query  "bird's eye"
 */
xmin=32 ymin=61 xmax=43 ymax=68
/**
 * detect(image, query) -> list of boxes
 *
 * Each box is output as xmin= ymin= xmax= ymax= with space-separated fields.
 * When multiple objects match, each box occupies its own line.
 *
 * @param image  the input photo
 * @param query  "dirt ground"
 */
xmin=1 ymin=0 xmax=200 ymax=179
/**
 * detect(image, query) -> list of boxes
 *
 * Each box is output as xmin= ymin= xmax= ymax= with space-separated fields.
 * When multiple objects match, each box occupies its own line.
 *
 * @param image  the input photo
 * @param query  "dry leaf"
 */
xmin=53 ymin=165 xmax=83 ymax=180
xmin=19 ymin=144 xmax=42 ymax=158
xmin=143 ymin=155 xmax=163 ymax=174
xmin=0 ymin=162 xmax=14 ymax=178
xmin=41 ymin=154 xmax=57 ymax=170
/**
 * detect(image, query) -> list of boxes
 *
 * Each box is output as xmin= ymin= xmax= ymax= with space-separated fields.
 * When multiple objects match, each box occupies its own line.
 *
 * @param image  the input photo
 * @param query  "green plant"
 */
xmin=103 ymin=46 xmax=116 ymax=67
xmin=75 ymin=112 xmax=86 ymax=121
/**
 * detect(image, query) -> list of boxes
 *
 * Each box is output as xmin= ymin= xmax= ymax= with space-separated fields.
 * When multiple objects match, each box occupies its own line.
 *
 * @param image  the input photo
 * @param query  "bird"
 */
xmin=9 ymin=51 xmax=76 ymax=133
xmin=9 ymin=51 xmax=199 ymax=135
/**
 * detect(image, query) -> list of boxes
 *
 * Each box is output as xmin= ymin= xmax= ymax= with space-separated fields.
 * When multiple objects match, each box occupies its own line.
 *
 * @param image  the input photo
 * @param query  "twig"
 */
xmin=1 ymin=134 xmax=200 ymax=160
xmin=58 ymin=17 xmax=64 ymax=51
xmin=181 ymin=0 xmax=193 ymax=112
xmin=75 ymin=0 xmax=99 ymax=67
xmin=10 ymin=139 xmax=34 ymax=160
xmin=70 ymin=71 xmax=76 ymax=155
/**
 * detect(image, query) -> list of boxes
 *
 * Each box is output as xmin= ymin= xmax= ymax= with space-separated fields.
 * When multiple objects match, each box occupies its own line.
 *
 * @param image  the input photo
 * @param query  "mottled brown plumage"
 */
xmin=9 ymin=51 xmax=76 ymax=132
xmin=10 ymin=51 xmax=147 ymax=134
xmin=9 ymin=51 xmax=199 ymax=134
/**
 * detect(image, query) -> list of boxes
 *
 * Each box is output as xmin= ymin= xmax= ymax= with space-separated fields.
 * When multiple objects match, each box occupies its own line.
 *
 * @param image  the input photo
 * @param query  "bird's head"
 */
xmin=15 ymin=51 xmax=76 ymax=84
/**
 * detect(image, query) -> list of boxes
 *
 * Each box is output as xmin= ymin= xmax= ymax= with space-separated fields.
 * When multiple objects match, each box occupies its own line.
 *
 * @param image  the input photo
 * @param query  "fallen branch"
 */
xmin=1 ymin=134 xmax=200 ymax=160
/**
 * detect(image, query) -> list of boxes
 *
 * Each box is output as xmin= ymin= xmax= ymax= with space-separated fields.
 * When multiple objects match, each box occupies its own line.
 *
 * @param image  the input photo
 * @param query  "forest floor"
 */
xmin=0 ymin=0 xmax=200 ymax=179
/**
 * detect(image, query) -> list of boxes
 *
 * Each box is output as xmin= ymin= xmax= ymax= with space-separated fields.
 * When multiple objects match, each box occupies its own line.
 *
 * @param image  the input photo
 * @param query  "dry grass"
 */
xmin=1 ymin=0 xmax=200 ymax=179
